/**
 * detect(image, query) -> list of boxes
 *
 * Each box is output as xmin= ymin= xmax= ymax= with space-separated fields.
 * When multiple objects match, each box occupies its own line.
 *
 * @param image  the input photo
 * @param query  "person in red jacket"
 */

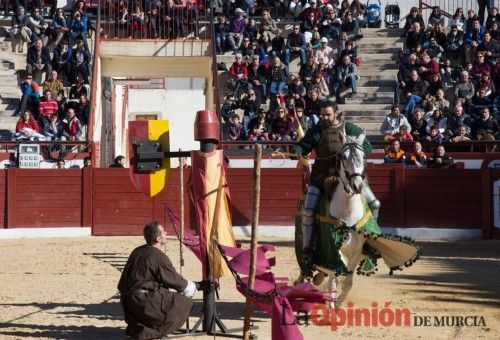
xmin=227 ymin=53 xmax=248 ymax=100
xmin=418 ymin=53 xmax=440 ymax=83
xmin=62 ymin=108 xmax=83 ymax=141
xmin=38 ymin=89 xmax=59 ymax=126
xmin=13 ymin=110 xmax=46 ymax=141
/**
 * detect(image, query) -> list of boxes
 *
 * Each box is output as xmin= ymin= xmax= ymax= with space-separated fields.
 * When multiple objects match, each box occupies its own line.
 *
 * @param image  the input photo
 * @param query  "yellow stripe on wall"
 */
xmin=148 ymin=120 xmax=170 ymax=197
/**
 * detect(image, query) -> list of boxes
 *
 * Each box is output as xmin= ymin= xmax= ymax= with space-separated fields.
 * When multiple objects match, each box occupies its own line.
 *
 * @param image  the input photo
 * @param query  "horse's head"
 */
xmin=338 ymin=133 xmax=366 ymax=195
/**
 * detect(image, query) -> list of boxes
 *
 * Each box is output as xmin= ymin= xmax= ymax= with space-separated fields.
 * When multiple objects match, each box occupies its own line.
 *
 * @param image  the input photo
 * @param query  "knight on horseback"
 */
xmin=291 ymin=101 xmax=381 ymax=263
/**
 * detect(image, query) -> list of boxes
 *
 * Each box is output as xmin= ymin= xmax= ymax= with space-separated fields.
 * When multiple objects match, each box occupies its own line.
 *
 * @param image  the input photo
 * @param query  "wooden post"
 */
xmin=243 ymin=144 xmax=262 ymax=340
xmin=179 ymin=149 xmax=185 ymax=273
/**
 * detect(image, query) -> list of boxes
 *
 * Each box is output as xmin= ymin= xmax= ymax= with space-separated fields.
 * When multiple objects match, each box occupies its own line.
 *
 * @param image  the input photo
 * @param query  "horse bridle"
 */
xmin=337 ymin=142 xmax=366 ymax=183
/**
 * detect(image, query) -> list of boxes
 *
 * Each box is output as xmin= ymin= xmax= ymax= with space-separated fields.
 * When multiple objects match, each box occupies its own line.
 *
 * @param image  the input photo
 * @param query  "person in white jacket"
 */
xmin=379 ymin=105 xmax=412 ymax=137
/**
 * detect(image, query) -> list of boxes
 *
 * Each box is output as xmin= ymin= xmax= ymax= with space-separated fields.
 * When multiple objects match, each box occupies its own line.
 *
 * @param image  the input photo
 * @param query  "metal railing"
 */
xmin=98 ymin=0 xmax=211 ymax=40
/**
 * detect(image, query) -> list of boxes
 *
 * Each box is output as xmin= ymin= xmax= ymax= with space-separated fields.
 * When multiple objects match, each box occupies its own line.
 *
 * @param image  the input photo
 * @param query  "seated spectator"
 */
xmin=269 ymin=93 xmax=286 ymax=116
xmin=425 ymin=125 xmax=444 ymax=144
xmin=387 ymin=125 xmax=414 ymax=142
xmin=395 ymin=53 xmax=419 ymax=104
xmin=239 ymin=37 xmax=254 ymax=59
xmin=287 ymin=74 xmax=307 ymax=100
xmin=43 ymin=113 xmax=65 ymax=141
xmin=477 ymin=31 xmax=499 ymax=67
xmin=464 ymin=17 xmax=485 ymax=63
xmin=340 ymin=11 xmax=362 ymax=40
xmin=245 ymin=18 xmax=259 ymax=42
xmin=299 ymin=56 xmax=317 ymax=86
xmin=110 ymin=156 xmax=126 ymax=168
xmin=76 ymin=94 xmax=90 ymax=126
xmin=450 ymin=124 xmax=472 ymax=143
xmin=422 ymin=89 xmax=450 ymax=114
xmin=268 ymin=57 xmax=288 ymax=96
xmin=471 ymin=52 xmax=491 ymax=82
xmin=248 ymin=109 xmax=271 ymax=138
xmin=418 ymin=53 xmax=440 ymax=84
xmin=446 ymin=25 xmax=465 ymax=67
xmin=299 ymin=0 xmax=321 ymax=22
xmin=292 ymin=107 xmax=311 ymax=136
xmin=225 ymin=113 xmax=243 ymax=141
xmin=247 ymin=125 xmax=270 ymax=142
xmin=384 ymin=140 xmax=406 ymax=163
xmin=410 ymin=108 xmax=428 ymax=140
xmin=478 ymin=72 xmax=495 ymax=96
xmin=214 ymin=15 xmax=229 ymax=54
xmin=57 ymin=159 xmax=66 ymax=169
xmin=70 ymin=39 xmax=90 ymax=84
xmin=473 ymin=108 xmax=499 ymax=149
xmin=425 ymin=108 xmax=448 ymax=135
xmin=429 ymin=23 xmax=447 ymax=48
xmin=453 ymin=70 xmax=475 ymax=103
xmin=485 ymin=7 xmax=500 ymax=30
xmin=315 ymin=37 xmax=335 ymax=67
xmin=403 ymin=70 xmax=426 ymax=118
xmin=301 ymin=11 xmax=320 ymax=43
xmin=27 ymin=7 xmax=48 ymax=43
xmin=427 ymin=145 xmax=454 ymax=168
xmin=470 ymin=88 xmax=493 ymax=118
xmin=406 ymin=141 xmax=427 ymax=167
xmin=446 ymin=105 xmax=472 ymax=140
xmin=83 ymin=156 xmax=92 ymax=168
xmin=428 ymin=6 xmax=445 ymax=29
xmin=69 ymin=9 xmax=89 ymax=51
xmin=405 ymin=22 xmax=424 ymax=50
xmin=304 ymin=89 xmax=324 ymax=125
xmin=285 ymin=24 xmax=307 ymax=66
xmin=42 ymin=70 xmax=65 ymax=102
xmin=259 ymin=10 xmax=278 ymax=39
xmin=62 ymin=108 xmax=83 ymax=141
xmin=440 ymin=59 xmax=455 ymax=87
xmin=380 ymin=105 xmax=412 ymax=139
xmin=220 ymin=95 xmax=238 ymax=123
xmin=69 ymin=78 xmax=88 ymax=100
xmin=38 ymin=89 xmax=59 ymax=126
xmin=17 ymin=73 xmax=40 ymax=117
xmin=9 ymin=5 xmax=30 ymax=53
xmin=334 ymin=55 xmax=358 ymax=102
xmin=424 ymin=73 xmax=443 ymax=97
xmin=339 ymin=40 xmax=358 ymax=64
xmin=228 ymin=53 xmax=248 ymax=100
xmin=270 ymin=108 xmax=294 ymax=142
xmin=426 ymin=37 xmax=444 ymax=60
xmin=319 ymin=4 xmax=341 ymax=40
xmin=26 ymin=38 xmax=52 ymax=84
xmin=308 ymin=73 xmax=329 ymax=99
xmin=465 ymin=9 xmax=476 ymax=32
xmin=247 ymin=55 xmax=267 ymax=100
xmin=240 ymin=89 xmax=260 ymax=136
xmin=270 ymin=29 xmax=286 ymax=61
xmin=227 ymin=8 xmax=246 ymax=52
xmin=51 ymin=41 xmax=72 ymax=84
xmin=13 ymin=110 xmax=45 ymax=141
xmin=449 ymin=8 xmax=466 ymax=32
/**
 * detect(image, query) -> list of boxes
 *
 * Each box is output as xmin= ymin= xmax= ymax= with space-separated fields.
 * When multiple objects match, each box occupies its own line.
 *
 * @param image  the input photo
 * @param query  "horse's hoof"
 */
xmin=313 ymin=272 xmax=327 ymax=286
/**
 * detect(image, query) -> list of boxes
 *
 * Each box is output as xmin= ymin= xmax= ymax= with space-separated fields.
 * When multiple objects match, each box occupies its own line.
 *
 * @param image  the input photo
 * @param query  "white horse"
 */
xmin=296 ymin=133 xmax=368 ymax=308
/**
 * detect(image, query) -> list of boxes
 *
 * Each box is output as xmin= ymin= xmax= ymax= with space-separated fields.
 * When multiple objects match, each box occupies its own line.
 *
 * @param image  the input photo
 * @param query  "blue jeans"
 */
xmin=248 ymin=82 xmax=266 ymax=100
xmin=284 ymin=48 xmax=306 ymax=65
xmin=242 ymin=113 xmax=257 ymax=137
xmin=405 ymin=94 xmax=422 ymax=118
xmin=269 ymin=81 xmax=286 ymax=95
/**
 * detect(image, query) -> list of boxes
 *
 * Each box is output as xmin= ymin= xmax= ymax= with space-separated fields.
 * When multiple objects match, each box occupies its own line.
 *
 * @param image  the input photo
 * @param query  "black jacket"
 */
xmin=27 ymin=46 xmax=51 ymax=66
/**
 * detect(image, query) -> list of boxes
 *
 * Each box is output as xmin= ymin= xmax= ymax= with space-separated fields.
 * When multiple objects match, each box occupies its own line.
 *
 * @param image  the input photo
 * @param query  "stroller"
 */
xmin=385 ymin=2 xmax=401 ymax=28
xmin=365 ymin=0 xmax=382 ymax=28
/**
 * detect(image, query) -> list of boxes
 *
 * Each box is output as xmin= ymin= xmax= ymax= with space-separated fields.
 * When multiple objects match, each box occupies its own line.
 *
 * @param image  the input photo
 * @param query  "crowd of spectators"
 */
xmin=219 ymin=0 xmax=366 ymax=142
xmin=8 ymin=0 xmax=93 ymax=142
xmin=382 ymin=4 xmax=499 ymax=157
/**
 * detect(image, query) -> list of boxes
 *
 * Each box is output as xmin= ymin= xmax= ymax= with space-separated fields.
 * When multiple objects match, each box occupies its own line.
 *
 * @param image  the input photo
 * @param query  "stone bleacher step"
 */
xmin=361 ymin=28 xmax=404 ymax=38
xmin=358 ymin=69 xmax=398 ymax=76
xmin=344 ymin=96 xmax=393 ymax=104
xmin=349 ymin=86 xmax=393 ymax=93
xmin=359 ymin=46 xmax=402 ymax=54
xmin=341 ymin=110 xmax=389 ymax=117
xmin=358 ymin=53 xmax=398 ymax=61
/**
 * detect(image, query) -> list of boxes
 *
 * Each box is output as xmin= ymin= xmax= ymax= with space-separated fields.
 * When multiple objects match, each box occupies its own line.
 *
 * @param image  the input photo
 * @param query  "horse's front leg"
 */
xmin=327 ymin=275 xmax=336 ymax=309
xmin=336 ymin=231 xmax=365 ymax=307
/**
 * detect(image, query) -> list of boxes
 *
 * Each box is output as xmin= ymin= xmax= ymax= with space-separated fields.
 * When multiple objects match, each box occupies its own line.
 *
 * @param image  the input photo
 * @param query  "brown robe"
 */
xmin=118 ymin=245 xmax=193 ymax=339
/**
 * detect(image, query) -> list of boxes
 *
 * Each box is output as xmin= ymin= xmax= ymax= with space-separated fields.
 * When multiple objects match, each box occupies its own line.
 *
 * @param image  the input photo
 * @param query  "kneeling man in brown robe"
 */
xmin=118 ymin=221 xmax=199 ymax=339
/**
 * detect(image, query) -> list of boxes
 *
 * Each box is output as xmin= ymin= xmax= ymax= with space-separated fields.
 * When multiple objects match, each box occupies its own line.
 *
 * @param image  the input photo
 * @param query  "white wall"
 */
xmin=114 ymin=85 xmax=125 ymax=158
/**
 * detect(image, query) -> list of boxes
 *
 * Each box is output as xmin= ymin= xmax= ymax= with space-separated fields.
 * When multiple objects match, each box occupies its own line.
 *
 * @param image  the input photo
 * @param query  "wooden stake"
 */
xmin=179 ymin=149 xmax=185 ymax=274
xmin=243 ymin=144 xmax=262 ymax=340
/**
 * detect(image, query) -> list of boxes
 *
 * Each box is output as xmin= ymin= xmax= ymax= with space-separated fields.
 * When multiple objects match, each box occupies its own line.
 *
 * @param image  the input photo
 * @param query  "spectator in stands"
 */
xmin=471 ymin=52 xmax=491 ymax=83
xmin=473 ymin=107 xmax=498 ymax=148
xmin=110 ymin=156 xmax=126 ymax=168
xmin=465 ymin=9 xmax=477 ymax=32
xmin=225 ymin=113 xmax=243 ymax=141
xmin=285 ymin=24 xmax=307 ymax=66
xmin=57 ymin=159 xmax=66 ymax=169
xmin=43 ymin=113 xmax=65 ymax=141
xmin=42 ymin=70 xmax=65 ymax=102
xmin=319 ymin=4 xmax=341 ymax=40
xmin=340 ymin=11 xmax=362 ymax=40
xmin=9 ymin=5 xmax=30 ymax=53
xmin=384 ymin=140 xmax=406 ymax=164
xmin=478 ymin=0 xmax=495 ymax=26
xmin=270 ymin=107 xmax=294 ymax=142
xmin=83 ymin=156 xmax=92 ymax=168
xmin=464 ymin=17 xmax=485 ymax=63
xmin=13 ymin=110 xmax=45 ymax=141
xmin=426 ymin=108 xmax=448 ymax=135
xmin=70 ymin=9 xmax=89 ymax=51
xmin=428 ymin=6 xmax=445 ymax=29
xmin=76 ymin=94 xmax=90 ymax=126
xmin=115 ymin=0 xmax=130 ymax=37
xmin=228 ymin=53 xmax=248 ymax=99
xmin=51 ymin=41 xmax=72 ymax=84
xmin=220 ymin=95 xmax=238 ymax=123
xmin=426 ymin=37 xmax=444 ymax=60
xmin=315 ymin=37 xmax=335 ymax=67
xmin=406 ymin=141 xmax=427 ymax=167
xmin=453 ymin=70 xmax=475 ymax=103
xmin=69 ymin=77 xmax=88 ymax=100
xmin=406 ymin=22 xmax=424 ymax=51
xmin=471 ymin=88 xmax=493 ymax=118
xmin=215 ymin=15 xmax=229 ymax=54
xmin=425 ymin=125 xmax=444 ymax=144
xmin=386 ymin=125 xmax=414 ymax=142
xmin=131 ymin=4 xmax=146 ymax=38
xmin=477 ymin=32 xmax=498 ymax=68
xmin=287 ymin=74 xmax=307 ymax=105
xmin=247 ymin=109 xmax=270 ymax=141
xmin=239 ymin=37 xmax=254 ymax=59
xmin=299 ymin=56 xmax=317 ymax=86
xmin=403 ymin=8 xmax=425 ymax=36
xmin=422 ymin=89 xmax=450 ymax=114
xmin=268 ymin=57 xmax=288 ymax=96
xmin=70 ymin=39 xmax=90 ymax=84
xmin=440 ymin=59 xmax=455 ymax=87
xmin=334 ymin=55 xmax=358 ymax=102
xmin=39 ymin=89 xmax=59 ymax=126
xmin=304 ymin=89 xmax=324 ymax=125
xmin=418 ymin=53 xmax=440 ymax=84
xmin=247 ymin=55 xmax=267 ymax=101
xmin=410 ymin=108 xmax=428 ymax=141
xmin=395 ymin=53 xmax=419 ymax=104
xmin=245 ymin=18 xmax=259 ymax=42
xmin=309 ymin=73 xmax=330 ymax=99
xmin=450 ymin=124 xmax=472 ymax=143
xmin=425 ymin=73 xmax=444 ymax=97
xmin=403 ymin=70 xmax=426 ymax=118
xmin=259 ymin=10 xmax=278 ymax=38
xmin=240 ymin=89 xmax=260 ymax=136
xmin=270 ymin=28 xmax=286 ymax=61
xmin=227 ymin=8 xmax=246 ymax=52
xmin=445 ymin=25 xmax=464 ymax=67
xmin=292 ymin=106 xmax=311 ymax=136
xmin=445 ymin=104 xmax=472 ymax=139
xmin=27 ymin=7 xmax=48 ymax=44
xmin=427 ymin=145 xmax=454 ymax=168
xmin=17 ymin=73 xmax=40 ymax=117
xmin=449 ymin=8 xmax=466 ymax=32
xmin=27 ymin=38 xmax=52 ymax=84
xmin=51 ymin=8 xmax=70 ymax=50
xmin=380 ymin=105 xmax=412 ymax=139
xmin=301 ymin=11 xmax=320 ymax=43
xmin=62 ymin=108 xmax=83 ymax=141
xmin=485 ymin=6 xmax=499 ymax=30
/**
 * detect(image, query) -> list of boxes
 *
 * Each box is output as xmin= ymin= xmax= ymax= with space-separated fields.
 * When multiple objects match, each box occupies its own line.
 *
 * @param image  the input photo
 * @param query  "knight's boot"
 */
xmin=362 ymin=184 xmax=381 ymax=220
xmin=301 ymin=186 xmax=321 ymax=263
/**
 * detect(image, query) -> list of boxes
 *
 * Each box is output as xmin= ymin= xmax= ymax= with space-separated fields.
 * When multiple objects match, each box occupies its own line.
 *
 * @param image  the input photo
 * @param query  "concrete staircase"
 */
xmin=341 ymin=27 xmax=403 ymax=137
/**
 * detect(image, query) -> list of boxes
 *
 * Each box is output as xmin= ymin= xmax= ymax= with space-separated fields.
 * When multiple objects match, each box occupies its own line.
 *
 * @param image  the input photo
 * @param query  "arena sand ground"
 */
xmin=0 ymin=236 xmax=499 ymax=340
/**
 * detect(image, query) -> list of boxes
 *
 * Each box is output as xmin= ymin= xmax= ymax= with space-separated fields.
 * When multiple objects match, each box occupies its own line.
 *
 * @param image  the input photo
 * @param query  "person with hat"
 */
xmin=227 ymin=8 xmax=246 ymax=52
xmin=314 ymin=37 xmax=335 ymax=67
xmin=319 ymin=4 xmax=341 ymax=40
xmin=445 ymin=24 xmax=465 ymax=66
